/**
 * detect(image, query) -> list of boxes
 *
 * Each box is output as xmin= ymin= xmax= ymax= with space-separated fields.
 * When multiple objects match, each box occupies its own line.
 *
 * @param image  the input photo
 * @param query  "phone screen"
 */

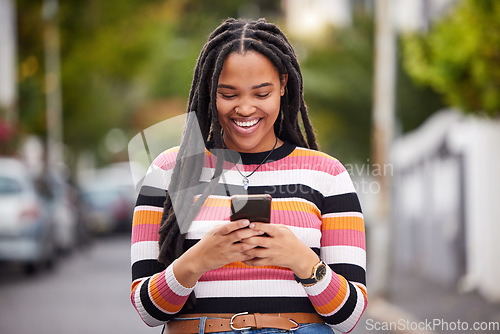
xmin=230 ymin=194 xmax=272 ymax=223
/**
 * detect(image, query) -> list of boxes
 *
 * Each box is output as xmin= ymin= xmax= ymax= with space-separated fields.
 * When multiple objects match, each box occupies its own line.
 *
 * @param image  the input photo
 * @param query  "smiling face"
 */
xmin=216 ymin=51 xmax=287 ymax=153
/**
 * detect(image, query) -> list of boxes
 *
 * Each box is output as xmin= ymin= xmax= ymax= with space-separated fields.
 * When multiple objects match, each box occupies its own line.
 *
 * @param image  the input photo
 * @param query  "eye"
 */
xmin=256 ymin=92 xmax=271 ymax=99
xmin=218 ymin=92 xmax=237 ymax=99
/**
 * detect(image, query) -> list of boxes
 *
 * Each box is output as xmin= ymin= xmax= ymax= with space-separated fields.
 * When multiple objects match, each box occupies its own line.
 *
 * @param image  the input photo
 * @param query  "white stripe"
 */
xmin=131 ymin=241 xmax=159 ymax=265
xmin=195 ymin=279 xmax=307 ymax=298
xmin=166 ymin=261 xmax=196 ymax=295
xmin=322 ymin=212 xmax=364 ymax=219
xmin=141 ymin=164 xmax=171 ymax=190
xmin=318 ymin=276 xmax=350 ymax=317
xmin=133 ymin=279 xmax=164 ymax=327
xmin=204 ymin=168 xmax=356 ymax=197
xmin=134 ymin=205 xmax=163 ymax=213
xmin=334 ymin=284 xmax=366 ymax=332
xmin=321 ymin=246 xmax=366 ymax=269
xmin=185 ymin=220 xmax=321 ymax=248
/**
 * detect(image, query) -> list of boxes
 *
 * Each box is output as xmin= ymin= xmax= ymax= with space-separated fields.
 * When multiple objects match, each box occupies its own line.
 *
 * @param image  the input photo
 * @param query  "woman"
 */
xmin=131 ymin=18 xmax=367 ymax=334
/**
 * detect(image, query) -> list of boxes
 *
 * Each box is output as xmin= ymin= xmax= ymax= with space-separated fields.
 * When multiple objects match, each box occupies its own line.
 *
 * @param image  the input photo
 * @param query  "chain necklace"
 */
xmin=230 ymin=137 xmax=278 ymax=190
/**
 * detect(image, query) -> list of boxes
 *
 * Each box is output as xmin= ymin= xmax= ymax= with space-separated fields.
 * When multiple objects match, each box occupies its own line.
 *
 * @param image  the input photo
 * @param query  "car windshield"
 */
xmin=0 ymin=176 xmax=22 ymax=195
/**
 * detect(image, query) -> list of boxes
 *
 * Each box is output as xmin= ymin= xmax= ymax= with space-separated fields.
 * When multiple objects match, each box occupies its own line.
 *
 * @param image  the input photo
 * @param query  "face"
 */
xmin=216 ymin=51 xmax=287 ymax=153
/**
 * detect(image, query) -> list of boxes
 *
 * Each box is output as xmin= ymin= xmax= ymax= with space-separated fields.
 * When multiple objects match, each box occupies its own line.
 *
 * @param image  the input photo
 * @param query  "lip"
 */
xmin=230 ymin=117 xmax=262 ymax=135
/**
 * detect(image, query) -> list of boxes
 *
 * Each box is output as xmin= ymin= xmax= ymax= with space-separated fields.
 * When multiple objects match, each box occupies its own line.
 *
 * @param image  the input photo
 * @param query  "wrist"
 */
xmin=173 ymin=249 xmax=206 ymax=288
xmin=293 ymin=251 xmax=320 ymax=279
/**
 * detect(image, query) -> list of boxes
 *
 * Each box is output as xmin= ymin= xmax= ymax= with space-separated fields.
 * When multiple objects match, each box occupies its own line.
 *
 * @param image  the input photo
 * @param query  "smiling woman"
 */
xmin=130 ymin=18 xmax=367 ymax=334
xmin=216 ymin=51 xmax=287 ymax=153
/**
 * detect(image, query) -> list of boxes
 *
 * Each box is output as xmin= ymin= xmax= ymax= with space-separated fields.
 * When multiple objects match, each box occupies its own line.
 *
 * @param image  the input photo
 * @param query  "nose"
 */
xmin=235 ymin=104 xmax=256 ymax=116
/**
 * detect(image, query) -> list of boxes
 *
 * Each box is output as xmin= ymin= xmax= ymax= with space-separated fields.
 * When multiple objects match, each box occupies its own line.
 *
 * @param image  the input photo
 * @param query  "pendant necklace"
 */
xmin=231 ymin=137 xmax=278 ymax=190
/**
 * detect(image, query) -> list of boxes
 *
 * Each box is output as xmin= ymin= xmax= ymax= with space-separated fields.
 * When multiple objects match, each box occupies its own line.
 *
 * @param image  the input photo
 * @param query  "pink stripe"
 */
xmin=272 ymin=210 xmax=322 ymax=229
xmin=200 ymin=266 xmax=293 ymax=281
xmin=308 ymin=274 xmax=342 ymax=307
xmin=221 ymin=156 xmax=345 ymax=175
xmin=154 ymin=272 xmax=189 ymax=306
xmin=154 ymin=148 xmax=346 ymax=176
xmin=131 ymin=223 xmax=160 ymax=243
xmin=154 ymin=150 xmax=178 ymax=170
xmin=321 ymin=229 xmax=366 ymax=250
xmin=195 ymin=206 xmax=231 ymax=221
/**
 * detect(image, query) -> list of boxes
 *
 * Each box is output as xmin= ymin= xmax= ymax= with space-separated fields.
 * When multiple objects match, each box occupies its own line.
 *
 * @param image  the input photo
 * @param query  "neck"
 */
xmin=223 ymin=135 xmax=283 ymax=153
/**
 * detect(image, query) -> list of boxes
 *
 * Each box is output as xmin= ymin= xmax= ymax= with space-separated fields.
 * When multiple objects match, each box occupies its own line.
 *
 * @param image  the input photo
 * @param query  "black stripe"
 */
xmin=136 ymin=186 xmax=166 ymax=207
xmin=132 ymin=259 xmax=166 ymax=282
xmin=139 ymin=277 xmax=173 ymax=322
xmin=331 ymin=263 xmax=366 ymax=286
xmin=322 ymin=282 xmax=358 ymax=325
xmin=323 ymin=193 xmax=362 ymax=214
xmin=186 ymin=296 xmax=316 ymax=314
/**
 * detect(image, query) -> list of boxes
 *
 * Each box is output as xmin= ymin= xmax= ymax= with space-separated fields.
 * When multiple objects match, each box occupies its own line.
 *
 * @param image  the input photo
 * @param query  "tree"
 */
xmin=402 ymin=0 xmax=500 ymax=117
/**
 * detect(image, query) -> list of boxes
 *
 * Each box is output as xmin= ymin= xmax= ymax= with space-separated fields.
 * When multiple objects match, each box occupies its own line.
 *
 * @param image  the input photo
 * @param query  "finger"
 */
xmin=248 ymin=222 xmax=277 ymax=235
xmin=243 ymin=257 xmax=269 ymax=267
xmin=236 ymin=228 xmax=266 ymax=240
xmin=240 ymin=235 xmax=269 ymax=248
xmin=243 ymin=246 xmax=268 ymax=259
xmin=217 ymin=219 xmax=250 ymax=235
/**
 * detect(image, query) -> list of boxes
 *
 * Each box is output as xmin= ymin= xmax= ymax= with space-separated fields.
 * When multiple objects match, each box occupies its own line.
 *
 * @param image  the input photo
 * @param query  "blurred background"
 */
xmin=1 ymin=0 xmax=500 ymax=333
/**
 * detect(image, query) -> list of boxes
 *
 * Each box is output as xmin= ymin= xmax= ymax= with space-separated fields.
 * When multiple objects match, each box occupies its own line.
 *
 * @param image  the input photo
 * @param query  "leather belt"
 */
xmin=167 ymin=312 xmax=323 ymax=333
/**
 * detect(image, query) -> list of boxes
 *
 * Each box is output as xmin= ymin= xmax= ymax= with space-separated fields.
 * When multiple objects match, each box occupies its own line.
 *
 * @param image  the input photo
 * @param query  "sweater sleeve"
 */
xmin=303 ymin=159 xmax=367 ymax=333
xmin=130 ymin=148 xmax=195 ymax=327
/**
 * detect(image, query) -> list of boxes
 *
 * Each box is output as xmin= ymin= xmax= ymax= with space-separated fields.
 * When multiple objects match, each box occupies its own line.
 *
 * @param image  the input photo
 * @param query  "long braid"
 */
xmin=157 ymin=18 xmax=318 ymax=309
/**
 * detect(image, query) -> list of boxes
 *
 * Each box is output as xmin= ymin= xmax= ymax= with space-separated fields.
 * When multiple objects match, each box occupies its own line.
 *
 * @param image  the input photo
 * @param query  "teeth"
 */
xmin=234 ymin=119 xmax=259 ymax=127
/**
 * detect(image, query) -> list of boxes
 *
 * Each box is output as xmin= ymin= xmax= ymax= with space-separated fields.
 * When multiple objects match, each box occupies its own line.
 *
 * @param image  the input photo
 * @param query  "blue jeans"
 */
xmin=209 ymin=323 xmax=335 ymax=334
xmin=165 ymin=320 xmax=335 ymax=334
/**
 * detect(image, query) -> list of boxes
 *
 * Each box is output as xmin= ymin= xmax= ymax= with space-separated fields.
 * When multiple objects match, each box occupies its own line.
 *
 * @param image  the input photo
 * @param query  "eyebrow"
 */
xmin=217 ymin=83 xmax=274 ymax=90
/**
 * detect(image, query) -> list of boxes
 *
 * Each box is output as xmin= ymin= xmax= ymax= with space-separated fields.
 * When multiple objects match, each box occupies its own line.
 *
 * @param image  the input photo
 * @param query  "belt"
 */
xmin=167 ymin=312 xmax=323 ymax=333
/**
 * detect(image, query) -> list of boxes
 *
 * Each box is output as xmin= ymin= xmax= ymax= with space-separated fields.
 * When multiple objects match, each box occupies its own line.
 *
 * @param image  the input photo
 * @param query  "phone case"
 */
xmin=230 ymin=194 xmax=272 ymax=223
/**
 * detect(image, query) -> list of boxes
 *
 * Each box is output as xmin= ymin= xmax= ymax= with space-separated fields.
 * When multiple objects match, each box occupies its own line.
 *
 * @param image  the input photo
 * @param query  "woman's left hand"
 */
xmin=240 ymin=222 xmax=320 ymax=279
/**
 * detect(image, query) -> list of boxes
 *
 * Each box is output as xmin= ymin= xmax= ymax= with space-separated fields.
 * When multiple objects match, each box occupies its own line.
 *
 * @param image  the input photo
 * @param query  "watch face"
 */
xmin=315 ymin=263 xmax=327 ymax=281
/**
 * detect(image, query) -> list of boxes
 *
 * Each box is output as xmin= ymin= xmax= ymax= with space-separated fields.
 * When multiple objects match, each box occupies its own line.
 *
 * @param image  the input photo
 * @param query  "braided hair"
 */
xmin=157 ymin=18 xmax=318 ymax=306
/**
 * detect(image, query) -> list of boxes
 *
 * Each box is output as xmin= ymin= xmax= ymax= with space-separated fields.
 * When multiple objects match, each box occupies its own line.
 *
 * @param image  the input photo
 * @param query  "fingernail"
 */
xmin=242 ymin=220 xmax=250 ymax=226
xmin=249 ymin=223 xmax=255 ymax=229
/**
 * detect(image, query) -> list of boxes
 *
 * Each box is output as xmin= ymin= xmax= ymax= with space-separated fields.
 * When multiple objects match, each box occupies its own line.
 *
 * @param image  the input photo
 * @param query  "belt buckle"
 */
xmin=230 ymin=312 xmax=251 ymax=331
xmin=288 ymin=318 xmax=300 ymax=331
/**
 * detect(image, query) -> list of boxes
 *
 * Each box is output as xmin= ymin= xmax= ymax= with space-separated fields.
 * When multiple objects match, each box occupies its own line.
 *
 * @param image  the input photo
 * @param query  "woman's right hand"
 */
xmin=172 ymin=219 xmax=263 ymax=288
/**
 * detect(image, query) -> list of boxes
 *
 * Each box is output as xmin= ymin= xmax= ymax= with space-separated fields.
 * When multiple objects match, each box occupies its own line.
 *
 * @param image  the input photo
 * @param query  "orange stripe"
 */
xmin=287 ymin=148 xmax=335 ymax=159
xmin=354 ymin=282 xmax=368 ymax=300
xmin=315 ymin=276 xmax=349 ymax=314
xmin=200 ymin=197 xmax=231 ymax=207
xmin=272 ymin=201 xmax=320 ymax=217
xmin=150 ymin=273 xmax=182 ymax=313
xmin=132 ymin=210 xmax=163 ymax=227
xmin=222 ymin=261 xmax=287 ymax=271
xmin=131 ymin=280 xmax=141 ymax=295
xmin=322 ymin=216 xmax=365 ymax=232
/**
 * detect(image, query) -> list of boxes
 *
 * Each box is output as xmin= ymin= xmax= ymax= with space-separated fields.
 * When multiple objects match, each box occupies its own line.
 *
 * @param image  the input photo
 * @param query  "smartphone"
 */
xmin=230 ymin=194 xmax=272 ymax=223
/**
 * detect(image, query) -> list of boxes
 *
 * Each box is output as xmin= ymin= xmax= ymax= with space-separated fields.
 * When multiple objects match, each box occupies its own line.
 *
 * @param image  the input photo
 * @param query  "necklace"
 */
xmin=229 ymin=137 xmax=278 ymax=190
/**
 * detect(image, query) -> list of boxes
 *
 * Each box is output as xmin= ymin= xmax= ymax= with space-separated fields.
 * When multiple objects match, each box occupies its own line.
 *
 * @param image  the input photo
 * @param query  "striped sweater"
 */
xmin=131 ymin=142 xmax=367 ymax=333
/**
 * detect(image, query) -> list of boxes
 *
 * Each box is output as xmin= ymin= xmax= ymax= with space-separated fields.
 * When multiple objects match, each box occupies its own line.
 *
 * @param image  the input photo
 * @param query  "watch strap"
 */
xmin=293 ymin=260 xmax=326 ymax=285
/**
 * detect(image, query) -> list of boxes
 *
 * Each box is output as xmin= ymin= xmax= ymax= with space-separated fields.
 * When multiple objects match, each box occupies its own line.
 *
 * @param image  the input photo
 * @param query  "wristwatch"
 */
xmin=294 ymin=260 xmax=327 ymax=286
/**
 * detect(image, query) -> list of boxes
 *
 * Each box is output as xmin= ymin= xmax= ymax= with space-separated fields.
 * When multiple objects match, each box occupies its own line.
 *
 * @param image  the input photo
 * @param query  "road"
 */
xmin=0 ymin=234 xmax=382 ymax=334
xmin=0 ymin=235 xmax=158 ymax=334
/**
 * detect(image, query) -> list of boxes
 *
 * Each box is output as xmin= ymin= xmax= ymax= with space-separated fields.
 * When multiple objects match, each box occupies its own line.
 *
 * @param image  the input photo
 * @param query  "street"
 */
xmin=0 ymin=235 xmax=158 ymax=334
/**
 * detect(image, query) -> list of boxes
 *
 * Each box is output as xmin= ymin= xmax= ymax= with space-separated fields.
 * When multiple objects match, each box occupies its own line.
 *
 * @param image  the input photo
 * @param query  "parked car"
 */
xmin=80 ymin=163 xmax=136 ymax=235
xmin=36 ymin=171 xmax=79 ymax=253
xmin=0 ymin=158 xmax=56 ymax=274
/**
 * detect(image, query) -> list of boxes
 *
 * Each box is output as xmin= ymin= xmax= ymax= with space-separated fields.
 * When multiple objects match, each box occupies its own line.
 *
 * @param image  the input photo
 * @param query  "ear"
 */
xmin=280 ymin=74 xmax=288 ymax=96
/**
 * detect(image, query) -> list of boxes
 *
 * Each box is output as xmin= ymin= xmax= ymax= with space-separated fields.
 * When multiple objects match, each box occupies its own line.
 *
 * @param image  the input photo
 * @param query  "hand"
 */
xmin=174 ymin=219 xmax=264 ymax=287
xmin=240 ymin=223 xmax=320 ymax=279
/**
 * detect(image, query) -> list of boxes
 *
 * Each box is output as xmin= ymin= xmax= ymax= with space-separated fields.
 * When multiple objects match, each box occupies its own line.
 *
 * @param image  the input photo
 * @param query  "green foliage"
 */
xmin=297 ymin=12 xmax=374 ymax=163
xmin=402 ymin=0 xmax=500 ymax=116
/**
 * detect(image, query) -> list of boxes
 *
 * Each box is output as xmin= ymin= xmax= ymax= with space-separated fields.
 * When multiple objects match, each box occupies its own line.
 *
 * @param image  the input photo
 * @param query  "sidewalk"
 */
xmin=353 ymin=270 xmax=500 ymax=334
